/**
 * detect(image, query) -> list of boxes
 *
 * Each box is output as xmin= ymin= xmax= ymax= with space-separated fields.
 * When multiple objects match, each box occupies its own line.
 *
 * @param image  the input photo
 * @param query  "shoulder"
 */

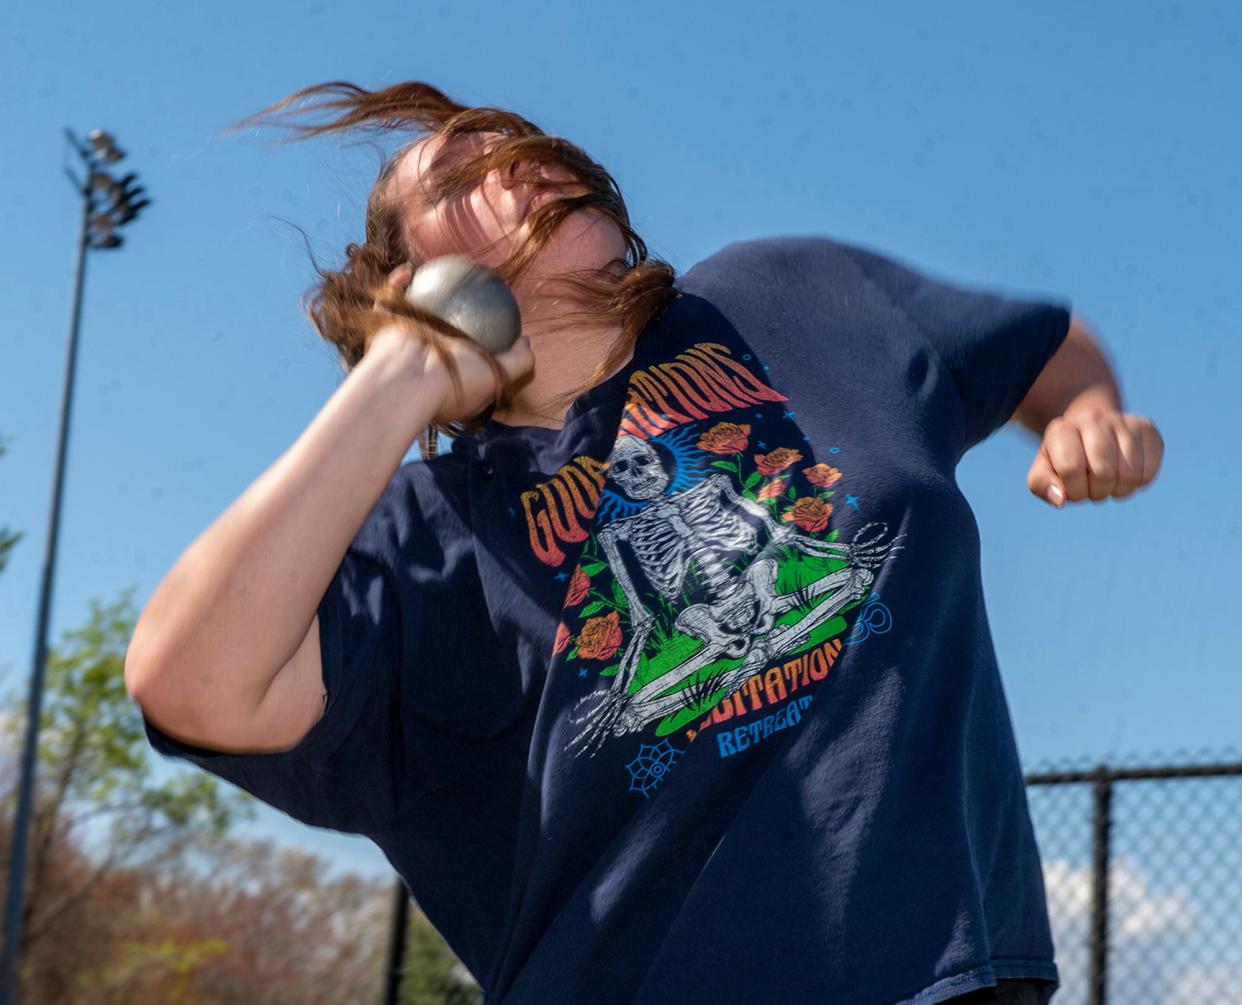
xmin=680 ymin=233 xmax=886 ymax=292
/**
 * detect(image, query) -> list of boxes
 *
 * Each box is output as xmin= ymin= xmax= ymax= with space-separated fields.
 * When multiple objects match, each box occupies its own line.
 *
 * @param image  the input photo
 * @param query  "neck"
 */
xmin=489 ymin=287 xmax=632 ymax=430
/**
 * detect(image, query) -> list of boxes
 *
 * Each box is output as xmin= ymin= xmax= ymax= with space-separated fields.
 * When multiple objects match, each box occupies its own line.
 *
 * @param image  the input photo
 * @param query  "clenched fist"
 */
xmin=1026 ymin=406 xmax=1164 ymax=507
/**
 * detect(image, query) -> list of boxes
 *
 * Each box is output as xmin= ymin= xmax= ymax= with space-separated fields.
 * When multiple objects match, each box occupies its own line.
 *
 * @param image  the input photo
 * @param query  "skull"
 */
xmin=608 ymin=436 xmax=670 ymax=500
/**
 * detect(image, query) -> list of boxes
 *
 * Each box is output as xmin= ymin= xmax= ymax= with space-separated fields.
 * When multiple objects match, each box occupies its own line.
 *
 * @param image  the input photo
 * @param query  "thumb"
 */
xmin=496 ymin=334 xmax=536 ymax=379
xmin=1027 ymin=442 xmax=1066 ymax=508
xmin=373 ymin=263 xmax=414 ymax=311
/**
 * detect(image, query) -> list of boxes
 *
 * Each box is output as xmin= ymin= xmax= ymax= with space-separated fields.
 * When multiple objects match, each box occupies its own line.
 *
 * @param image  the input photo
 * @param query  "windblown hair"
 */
xmin=230 ymin=81 xmax=679 ymax=458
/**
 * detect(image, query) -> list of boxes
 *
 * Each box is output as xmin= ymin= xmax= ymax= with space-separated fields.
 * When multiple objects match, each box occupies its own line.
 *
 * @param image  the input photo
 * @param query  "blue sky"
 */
xmin=1 ymin=1 xmax=1238 ymax=882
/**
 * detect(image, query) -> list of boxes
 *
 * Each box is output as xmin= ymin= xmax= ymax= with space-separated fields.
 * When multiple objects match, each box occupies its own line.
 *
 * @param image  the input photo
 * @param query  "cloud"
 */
xmin=1041 ymin=855 xmax=1237 ymax=1003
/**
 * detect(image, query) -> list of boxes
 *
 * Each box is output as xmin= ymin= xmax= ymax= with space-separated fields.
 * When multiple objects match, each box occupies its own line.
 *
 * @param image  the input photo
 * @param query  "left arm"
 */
xmin=1011 ymin=314 xmax=1165 ymax=507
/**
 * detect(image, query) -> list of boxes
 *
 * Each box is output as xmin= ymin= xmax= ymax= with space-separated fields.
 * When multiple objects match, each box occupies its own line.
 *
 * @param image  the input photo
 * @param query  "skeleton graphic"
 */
xmin=566 ymin=435 xmax=904 ymax=757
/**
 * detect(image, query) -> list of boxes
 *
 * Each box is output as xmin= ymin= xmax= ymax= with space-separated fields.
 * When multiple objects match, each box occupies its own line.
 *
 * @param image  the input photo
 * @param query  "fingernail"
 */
xmin=1046 ymin=485 xmax=1064 ymax=507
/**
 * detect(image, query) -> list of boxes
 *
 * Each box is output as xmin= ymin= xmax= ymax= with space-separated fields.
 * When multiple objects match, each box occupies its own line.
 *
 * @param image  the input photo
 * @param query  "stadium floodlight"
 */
xmin=0 ymin=127 xmax=151 ymax=1005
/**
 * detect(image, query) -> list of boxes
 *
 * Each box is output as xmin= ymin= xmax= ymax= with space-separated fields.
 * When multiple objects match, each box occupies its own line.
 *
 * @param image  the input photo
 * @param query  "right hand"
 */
xmin=365 ymin=262 xmax=535 ymax=426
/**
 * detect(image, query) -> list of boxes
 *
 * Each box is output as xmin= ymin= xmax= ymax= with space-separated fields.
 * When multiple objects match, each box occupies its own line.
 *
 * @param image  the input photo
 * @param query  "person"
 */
xmin=124 ymin=81 xmax=1164 ymax=1005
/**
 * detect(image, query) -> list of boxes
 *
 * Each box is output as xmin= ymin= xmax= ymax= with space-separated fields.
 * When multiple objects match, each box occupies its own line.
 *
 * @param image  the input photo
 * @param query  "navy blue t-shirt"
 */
xmin=144 ymin=235 xmax=1071 ymax=1004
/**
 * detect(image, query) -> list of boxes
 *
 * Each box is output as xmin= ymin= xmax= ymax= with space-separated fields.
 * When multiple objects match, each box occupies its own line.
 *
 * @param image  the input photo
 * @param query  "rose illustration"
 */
xmin=697 ymin=422 xmax=751 ymax=455
xmin=553 ymin=622 xmax=572 ymax=655
xmin=754 ymin=447 xmax=803 ymax=476
xmin=781 ymin=497 xmax=834 ymax=533
xmin=576 ymin=609 xmax=624 ymax=661
xmin=565 ymin=566 xmax=590 ymax=607
xmin=757 ymin=477 xmax=788 ymax=501
xmin=803 ymin=463 xmax=842 ymax=488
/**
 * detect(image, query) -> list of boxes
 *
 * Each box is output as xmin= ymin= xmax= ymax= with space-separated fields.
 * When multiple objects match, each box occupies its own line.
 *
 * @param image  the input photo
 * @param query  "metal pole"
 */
xmin=0 ymin=177 xmax=93 ymax=1004
xmin=1087 ymin=765 xmax=1113 ymax=1005
xmin=382 ymin=878 xmax=412 ymax=1004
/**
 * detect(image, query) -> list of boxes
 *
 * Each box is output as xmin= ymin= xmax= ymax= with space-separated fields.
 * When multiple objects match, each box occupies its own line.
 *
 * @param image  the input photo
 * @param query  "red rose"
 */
xmin=553 ymin=622 xmax=572 ymax=655
xmin=697 ymin=422 xmax=751 ymax=455
xmin=757 ymin=477 xmax=787 ymax=501
xmin=576 ymin=610 xmax=624 ymax=661
xmin=754 ymin=447 xmax=803 ymax=476
xmin=781 ymin=497 xmax=833 ymax=533
xmin=565 ymin=565 xmax=590 ymax=607
xmin=803 ymin=463 xmax=842 ymax=488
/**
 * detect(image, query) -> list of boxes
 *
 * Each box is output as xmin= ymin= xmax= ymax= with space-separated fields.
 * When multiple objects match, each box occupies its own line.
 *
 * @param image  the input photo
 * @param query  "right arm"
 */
xmin=125 ymin=304 xmax=533 ymax=755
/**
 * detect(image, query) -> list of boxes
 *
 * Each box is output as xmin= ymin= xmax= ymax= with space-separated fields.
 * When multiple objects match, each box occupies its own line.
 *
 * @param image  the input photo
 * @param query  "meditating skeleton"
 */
xmin=566 ymin=435 xmax=904 ymax=757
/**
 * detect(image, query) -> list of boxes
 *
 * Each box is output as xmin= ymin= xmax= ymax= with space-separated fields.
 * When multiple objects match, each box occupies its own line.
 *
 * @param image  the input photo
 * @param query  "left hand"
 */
xmin=1026 ymin=407 xmax=1164 ymax=508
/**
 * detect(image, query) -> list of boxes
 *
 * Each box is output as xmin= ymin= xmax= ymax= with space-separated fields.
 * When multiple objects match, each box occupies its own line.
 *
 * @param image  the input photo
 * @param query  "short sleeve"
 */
xmin=142 ymin=546 xmax=405 ymax=835
xmin=842 ymin=242 xmax=1072 ymax=457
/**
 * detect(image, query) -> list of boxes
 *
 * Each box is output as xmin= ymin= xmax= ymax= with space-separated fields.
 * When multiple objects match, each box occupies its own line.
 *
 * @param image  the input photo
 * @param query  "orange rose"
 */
xmin=757 ymin=477 xmax=787 ymax=501
xmin=781 ymin=497 xmax=834 ymax=533
xmin=565 ymin=566 xmax=590 ymax=607
xmin=576 ymin=609 xmax=624 ymax=661
xmin=754 ymin=447 xmax=803 ymax=476
xmin=803 ymin=463 xmax=842 ymax=488
xmin=697 ymin=422 xmax=751 ymax=455
xmin=553 ymin=622 xmax=572 ymax=655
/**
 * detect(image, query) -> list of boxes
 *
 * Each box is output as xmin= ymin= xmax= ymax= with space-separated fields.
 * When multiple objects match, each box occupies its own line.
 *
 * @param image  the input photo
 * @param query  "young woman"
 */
xmin=125 ymin=81 xmax=1164 ymax=1005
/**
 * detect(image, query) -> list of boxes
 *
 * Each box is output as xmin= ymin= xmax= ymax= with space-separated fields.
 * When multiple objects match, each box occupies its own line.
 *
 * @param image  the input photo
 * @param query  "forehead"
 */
xmin=397 ymin=130 xmax=502 ymax=186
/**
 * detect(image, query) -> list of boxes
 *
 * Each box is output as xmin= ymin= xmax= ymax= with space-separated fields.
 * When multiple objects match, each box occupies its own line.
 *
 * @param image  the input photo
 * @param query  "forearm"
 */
xmin=125 ymin=331 xmax=441 ymax=724
xmin=1012 ymin=314 xmax=1122 ymax=435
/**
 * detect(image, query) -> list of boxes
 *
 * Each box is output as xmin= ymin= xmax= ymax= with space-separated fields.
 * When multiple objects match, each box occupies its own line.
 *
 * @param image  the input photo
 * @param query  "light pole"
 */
xmin=0 ymin=128 xmax=151 ymax=1003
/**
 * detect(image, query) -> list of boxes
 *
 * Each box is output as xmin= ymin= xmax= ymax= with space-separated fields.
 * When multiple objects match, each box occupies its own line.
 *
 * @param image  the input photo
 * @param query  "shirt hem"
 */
xmin=894 ymin=958 xmax=1059 ymax=1005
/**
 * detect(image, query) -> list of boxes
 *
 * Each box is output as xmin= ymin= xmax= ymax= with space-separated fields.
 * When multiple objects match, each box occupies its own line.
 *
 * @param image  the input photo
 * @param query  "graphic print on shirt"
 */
xmin=530 ymin=341 xmax=905 ymax=794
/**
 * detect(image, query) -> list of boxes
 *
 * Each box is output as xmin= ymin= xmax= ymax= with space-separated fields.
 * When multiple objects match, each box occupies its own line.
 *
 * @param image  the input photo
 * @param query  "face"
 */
xmin=391 ymin=130 xmax=627 ymax=292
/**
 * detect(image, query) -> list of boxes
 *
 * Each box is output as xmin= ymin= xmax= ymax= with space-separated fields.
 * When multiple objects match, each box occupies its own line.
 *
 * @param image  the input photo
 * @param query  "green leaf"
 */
xmin=711 ymin=460 xmax=738 ymax=472
xmin=567 ymin=646 xmax=580 ymax=660
xmin=581 ymin=561 xmax=608 ymax=576
xmin=743 ymin=471 xmax=762 ymax=489
xmin=599 ymin=664 xmax=619 ymax=678
xmin=580 ymin=600 xmax=606 ymax=617
xmin=611 ymin=580 xmax=628 ymax=610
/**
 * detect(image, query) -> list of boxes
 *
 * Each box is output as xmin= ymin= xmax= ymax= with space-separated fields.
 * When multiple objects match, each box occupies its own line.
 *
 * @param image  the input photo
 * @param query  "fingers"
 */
xmin=372 ymin=263 xmax=414 ymax=311
xmin=1028 ymin=417 xmax=1084 ymax=506
xmin=1027 ymin=411 xmax=1165 ymax=508
xmin=387 ymin=262 xmax=414 ymax=291
xmin=1079 ymin=413 xmax=1121 ymax=501
xmin=1132 ymin=414 xmax=1165 ymax=485
xmin=1109 ymin=415 xmax=1147 ymax=499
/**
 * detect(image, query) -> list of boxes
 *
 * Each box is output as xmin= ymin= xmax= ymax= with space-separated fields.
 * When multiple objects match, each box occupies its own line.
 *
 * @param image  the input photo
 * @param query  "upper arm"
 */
xmin=1010 ymin=314 xmax=1116 ymax=436
xmin=139 ymin=548 xmax=407 ymax=834
xmin=136 ymin=615 xmax=327 ymax=755
xmin=216 ymin=614 xmax=327 ymax=754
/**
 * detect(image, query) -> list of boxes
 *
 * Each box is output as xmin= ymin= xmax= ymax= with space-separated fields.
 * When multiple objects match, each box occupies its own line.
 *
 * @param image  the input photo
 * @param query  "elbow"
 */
xmin=123 ymin=623 xmax=156 ymax=706
xmin=123 ymin=620 xmax=194 ymax=732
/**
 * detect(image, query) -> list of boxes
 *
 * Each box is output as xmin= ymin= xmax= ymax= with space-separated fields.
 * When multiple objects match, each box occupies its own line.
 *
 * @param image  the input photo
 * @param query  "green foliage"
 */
xmin=0 ymin=586 xmax=254 ymax=945
xmin=6 ymin=587 xmax=252 ymax=847
xmin=399 ymin=910 xmax=483 ymax=1005
xmin=89 ymin=936 xmax=230 ymax=1004
xmin=0 ymin=434 xmax=22 ymax=576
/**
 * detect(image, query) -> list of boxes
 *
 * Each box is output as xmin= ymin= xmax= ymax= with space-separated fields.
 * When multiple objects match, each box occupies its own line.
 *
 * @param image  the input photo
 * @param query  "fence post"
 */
xmin=383 ymin=877 xmax=411 ymax=1005
xmin=1088 ymin=765 xmax=1113 ymax=1005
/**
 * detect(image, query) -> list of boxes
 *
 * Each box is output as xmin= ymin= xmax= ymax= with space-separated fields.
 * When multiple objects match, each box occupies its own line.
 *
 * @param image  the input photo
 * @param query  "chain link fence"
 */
xmin=1026 ymin=751 xmax=1242 ymax=1005
xmin=381 ymin=752 xmax=1242 ymax=1003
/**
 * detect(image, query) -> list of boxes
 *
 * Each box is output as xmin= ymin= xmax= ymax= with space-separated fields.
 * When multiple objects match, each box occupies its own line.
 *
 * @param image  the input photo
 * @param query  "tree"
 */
xmin=400 ymin=909 xmax=484 ymax=1005
xmin=0 ymin=448 xmax=469 ymax=1001
xmin=84 ymin=834 xmax=392 ymax=1004
xmin=0 ymin=588 xmax=253 ymax=998
xmin=0 ymin=434 xmax=21 ymax=576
